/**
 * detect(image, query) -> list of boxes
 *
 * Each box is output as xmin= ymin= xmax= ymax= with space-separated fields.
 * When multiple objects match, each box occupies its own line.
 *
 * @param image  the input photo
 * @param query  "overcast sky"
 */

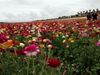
xmin=0 ymin=0 xmax=100 ymax=22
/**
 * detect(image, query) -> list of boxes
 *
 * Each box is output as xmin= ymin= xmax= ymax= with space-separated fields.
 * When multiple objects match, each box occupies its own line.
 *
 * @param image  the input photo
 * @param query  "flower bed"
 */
xmin=0 ymin=19 xmax=100 ymax=75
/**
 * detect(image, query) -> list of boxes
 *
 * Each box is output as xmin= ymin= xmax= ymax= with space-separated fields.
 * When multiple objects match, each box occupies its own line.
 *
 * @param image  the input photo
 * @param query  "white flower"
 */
xmin=32 ymin=37 xmax=37 ymax=41
xmin=0 ymin=30 xmax=3 ymax=33
xmin=31 ymin=52 xmax=37 ymax=56
xmin=31 ymin=29 xmax=35 ymax=32
xmin=47 ymin=44 xmax=53 ymax=49
xmin=25 ymin=52 xmax=37 ymax=57
xmin=26 ymin=53 xmax=32 ymax=57
xmin=65 ymin=34 xmax=69 ymax=37
xmin=62 ymin=36 xmax=65 ymax=38
xmin=19 ymin=43 xmax=25 ymax=47
xmin=37 ymin=30 xmax=41 ymax=37
xmin=6 ymin=36 xmax=10 ymax=39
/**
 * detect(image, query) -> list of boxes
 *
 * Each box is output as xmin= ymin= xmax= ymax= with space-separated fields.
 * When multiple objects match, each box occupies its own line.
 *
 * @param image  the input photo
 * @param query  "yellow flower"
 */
xmin=68 ymin=38 xmax=75 ymax=43
xmin=32 ymin=37 xmax=37 ymax=41
xmin=39 ymin=44 xmax=45 ymax=48
xmin=62 ymin=40 xmax=66 ymax=43
xmin=59 ymin=32 xmax=62 ymax=34
xmin=68 ymin=38 xmax=73 ymax=42
xmin=0 ymin=44 xmax=3 ymax=49
xmin=96 ymin=30 xmax=100 ymax=32
xmin=70 ymin=40 xmax=75 ymax=43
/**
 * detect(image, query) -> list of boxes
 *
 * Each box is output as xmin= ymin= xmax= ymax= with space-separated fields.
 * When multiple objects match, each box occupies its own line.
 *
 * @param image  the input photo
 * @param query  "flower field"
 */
xmin=0 ymin=18 xmax=100 ymax=75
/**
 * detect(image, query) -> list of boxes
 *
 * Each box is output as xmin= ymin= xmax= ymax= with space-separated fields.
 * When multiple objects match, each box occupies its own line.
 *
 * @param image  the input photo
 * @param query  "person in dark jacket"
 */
xmin=92 ymin=10 xmax=98 ymax=20
xmin=87 ymin=12 xmax=92 ymax=21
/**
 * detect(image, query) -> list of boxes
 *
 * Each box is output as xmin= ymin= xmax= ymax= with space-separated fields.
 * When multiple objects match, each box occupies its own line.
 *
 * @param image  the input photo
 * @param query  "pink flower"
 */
xmin=16 ymin=43 xmax=40 ymax=56
xmin=80 ymin=33 xmax=89 ymax=37
xmin=21 ymin=31 xmax=29 ymax=37
xmin=96 ymin=41 xmax=100 ymax=46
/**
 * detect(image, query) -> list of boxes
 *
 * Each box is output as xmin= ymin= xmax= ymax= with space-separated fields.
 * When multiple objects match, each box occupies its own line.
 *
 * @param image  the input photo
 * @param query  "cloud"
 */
xmin=0 ymin=0 xmax=100 ymax=22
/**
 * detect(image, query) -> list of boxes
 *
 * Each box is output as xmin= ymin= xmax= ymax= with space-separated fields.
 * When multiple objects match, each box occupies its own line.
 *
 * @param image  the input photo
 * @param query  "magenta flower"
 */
xmin=16 ymin=43 xmax=40 ymax=56
xmin=0 ymin=34 xmax=8 ymax=43
xmin=96 ymin=41 xmax=100 ymax=47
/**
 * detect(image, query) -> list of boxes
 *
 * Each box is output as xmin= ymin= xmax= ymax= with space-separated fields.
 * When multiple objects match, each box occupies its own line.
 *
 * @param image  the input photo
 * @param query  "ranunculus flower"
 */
xmin=32 ymin=37 xmax=37 ymax=42
xmin=3 ymin=40 xmax=13 ymax=48
xmin=80 ymin=33 xmax=89 ymax=37
xmin=0 ymin=48 xmax=5 ymax=52
xmin=47 ymin=58 xmax=61 ymax=68
xmin=68 ymin=38 xmax=73 ymax=42
xmin=37 ymin=36 xmax=44 ymax=43
xmin=43 ymin=39 xmax=52 ymax=44
xmin=62 ymin=40 xmax=66 ymax=43
xmin=39 ymin=44 xmax=45 ymax=48
xmin=13 ymin=41 xmax=20 ymax=46
xmin=47 ymin=44 xmax=53 ymax=49
xmin=96 ymin=41 xmax=100 ymax=46
xmin=0 ymin=34 xmax=8 ymax=43
xmin=88 ymin=22 xmax=93 ymax=26
xmin=19 ymin=43 xmax=25 ymax=47
xmin=16 ymin=43 xmax=40 ymax=56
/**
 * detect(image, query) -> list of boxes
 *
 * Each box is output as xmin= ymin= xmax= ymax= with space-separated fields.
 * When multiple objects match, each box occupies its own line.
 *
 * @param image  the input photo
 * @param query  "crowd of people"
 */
xmin=77 ymin=9 xmax=100 ymax=21
xmin=87 ymin=10 xmax=98 ymax=21
xmin=58 ymin=9 xmax=100 ymax=20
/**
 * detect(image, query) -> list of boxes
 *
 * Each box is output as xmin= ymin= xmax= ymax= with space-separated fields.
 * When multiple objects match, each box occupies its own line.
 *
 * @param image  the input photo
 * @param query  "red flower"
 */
xmin=47 ymin=58 xmax=61 ymax=68
xmin=88 ymin=22 xmax=93 ymax=26
xmin=37 ymin=36 xmax=44 ymax=43
xmin=0 ymin=48 xmax=5 ymax=52
xmin=16 ymin=50 xmax=25 ymax=55
xmin=13 ymin=41 xmax=20 ymax=46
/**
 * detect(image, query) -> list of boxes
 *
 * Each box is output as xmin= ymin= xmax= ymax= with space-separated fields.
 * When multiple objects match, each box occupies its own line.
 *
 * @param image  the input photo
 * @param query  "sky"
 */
xmin=0 ymin=0 xmax=100 ymax=22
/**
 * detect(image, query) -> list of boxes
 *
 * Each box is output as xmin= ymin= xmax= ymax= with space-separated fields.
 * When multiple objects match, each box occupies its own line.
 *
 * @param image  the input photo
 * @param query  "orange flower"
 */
xmin=68 ymin=38 xmax=75 ymax=43
xmin=68 ymin=38 xmax=73 ymax=42
xmin=3 ymin=40 xmax=13 ymax=48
